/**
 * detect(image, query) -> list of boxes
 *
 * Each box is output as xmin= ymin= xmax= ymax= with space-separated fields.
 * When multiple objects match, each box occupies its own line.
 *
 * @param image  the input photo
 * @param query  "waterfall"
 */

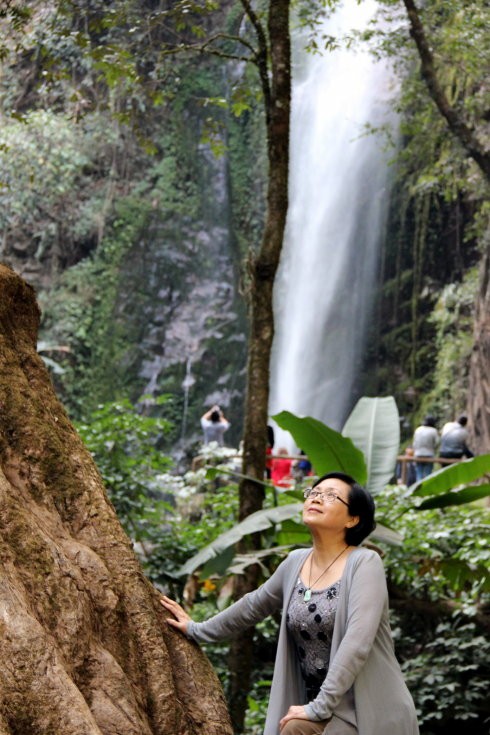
xmin=269 ymin=0 xmax=397 ymax=450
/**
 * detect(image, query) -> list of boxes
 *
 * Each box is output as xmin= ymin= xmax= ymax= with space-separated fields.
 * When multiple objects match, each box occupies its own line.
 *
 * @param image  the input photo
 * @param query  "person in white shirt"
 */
xmin=440 ymin=415 xmax=473 ymax=459
xmin=200 ymin=405 xmax=230 ymax=446
xmin=412 ymin=415 xmax=439 ymax=481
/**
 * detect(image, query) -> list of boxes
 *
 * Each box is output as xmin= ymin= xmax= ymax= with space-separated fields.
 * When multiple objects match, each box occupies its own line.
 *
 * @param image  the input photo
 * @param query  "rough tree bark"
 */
xmin=228 ymin=1 xmax=291 ymax=731
xmin=0 ymin=263 xmax=232 ymax=734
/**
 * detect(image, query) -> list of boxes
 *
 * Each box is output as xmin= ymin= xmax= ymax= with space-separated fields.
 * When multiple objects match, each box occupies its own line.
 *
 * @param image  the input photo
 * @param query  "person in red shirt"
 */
xmin=271 ymin=447 xmax=293 ymax=488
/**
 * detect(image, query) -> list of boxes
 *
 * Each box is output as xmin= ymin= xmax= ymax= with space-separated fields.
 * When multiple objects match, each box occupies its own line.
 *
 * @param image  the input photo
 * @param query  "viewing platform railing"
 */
xmin=193 ymin=451 xmax=464 ymax=486
xmin=396 ymin=455 xmax=461 ymax=485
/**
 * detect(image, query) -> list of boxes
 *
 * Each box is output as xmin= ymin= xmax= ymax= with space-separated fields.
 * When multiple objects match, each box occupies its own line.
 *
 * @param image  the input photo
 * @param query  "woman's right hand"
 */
xmin=160 ymin=595 xmax=192 ymax=634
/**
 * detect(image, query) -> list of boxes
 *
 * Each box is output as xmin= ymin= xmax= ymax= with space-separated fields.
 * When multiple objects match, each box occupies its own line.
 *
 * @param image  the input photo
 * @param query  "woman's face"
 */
xmin=302 ymin=477 xmax=358 ymax=536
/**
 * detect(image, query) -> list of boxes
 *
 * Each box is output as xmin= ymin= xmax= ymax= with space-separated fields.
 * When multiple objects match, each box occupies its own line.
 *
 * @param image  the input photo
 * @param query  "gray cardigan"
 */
xmin=187 ymin=547 xmax=419 ymax=735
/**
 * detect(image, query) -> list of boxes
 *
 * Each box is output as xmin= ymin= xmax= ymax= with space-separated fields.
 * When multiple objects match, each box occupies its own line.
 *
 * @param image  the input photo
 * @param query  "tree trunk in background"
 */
xmin=468 ymin=232 xmax=490 ymax=455
xmin=229 ymin=1 xmax=291 ymax=731
xmin=0 ymin=263 xmax=232 ymax=735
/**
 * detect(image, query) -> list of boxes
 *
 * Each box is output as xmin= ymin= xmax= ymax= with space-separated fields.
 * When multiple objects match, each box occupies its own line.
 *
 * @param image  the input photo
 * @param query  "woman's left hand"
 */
xmin=279 ymin=705 xmax=309 ymax=731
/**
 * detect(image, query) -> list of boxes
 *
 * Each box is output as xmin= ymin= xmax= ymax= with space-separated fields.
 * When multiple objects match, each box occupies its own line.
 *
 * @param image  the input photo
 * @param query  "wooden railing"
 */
xmin=396 ymin=454 xmax=461 ymax=485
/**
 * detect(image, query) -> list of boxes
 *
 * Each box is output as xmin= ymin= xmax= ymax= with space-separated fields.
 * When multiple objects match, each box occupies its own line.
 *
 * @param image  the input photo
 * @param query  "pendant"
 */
xmin=303 ymin=588 xmax=312 ymax=602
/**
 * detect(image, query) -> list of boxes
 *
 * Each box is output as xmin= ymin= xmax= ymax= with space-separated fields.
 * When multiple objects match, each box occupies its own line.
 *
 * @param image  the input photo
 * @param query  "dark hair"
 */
xmin=313 ymin=472 xmax=376 ymax=546
xmin=423 ymin=415 xmax=436 ymax=428
xmin=457 ymin=415 xmax=468 ymax=426
xmin=210 ymin=410 xmax=221 ymax=422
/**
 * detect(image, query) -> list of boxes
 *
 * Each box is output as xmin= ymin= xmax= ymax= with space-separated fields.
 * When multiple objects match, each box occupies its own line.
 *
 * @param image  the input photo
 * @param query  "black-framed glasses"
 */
xmin=303 ymin=487 xmax=350 ymax=508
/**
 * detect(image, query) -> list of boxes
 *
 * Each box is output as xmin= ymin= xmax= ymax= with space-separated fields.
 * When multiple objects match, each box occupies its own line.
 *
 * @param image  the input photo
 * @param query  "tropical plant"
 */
xmin=174 ymin=396 xmax=490 ymax=581
xmin=176 ymin=396 xmax=404 ymax=578
xmin=410 ymin=454 xmax=490 ymax=509
xmin=75 ymin=396 xmax=173 ymax=537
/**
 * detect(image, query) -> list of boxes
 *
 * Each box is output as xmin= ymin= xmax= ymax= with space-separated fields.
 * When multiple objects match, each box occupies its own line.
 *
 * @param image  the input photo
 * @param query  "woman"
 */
xmin=161 ymin=472 xmax=419 ymax=735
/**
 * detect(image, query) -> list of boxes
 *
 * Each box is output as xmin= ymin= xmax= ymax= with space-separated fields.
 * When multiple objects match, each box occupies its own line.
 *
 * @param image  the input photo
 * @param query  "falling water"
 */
xmin=269 ymin=0 xmax=397 ymax=449
xmin=181 ymin=356 xmax=195 ymax=440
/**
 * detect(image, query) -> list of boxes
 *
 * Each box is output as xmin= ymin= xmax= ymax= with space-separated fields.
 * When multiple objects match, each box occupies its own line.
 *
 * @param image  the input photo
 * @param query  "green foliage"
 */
xmin=361 ymin=0 xmax=488 ymax=434
xmin=176 ymin=501 xmax=303 ymax=577
xmin=0 ymin=110 xmax=89 ymax=249
xmin=275 ymin=397 xmax=402 ymax=495
xmin=76 ymin=396 xmax=173 ymax=533
xmin=39 ymin=194 xmax=153 ymax=416
xmin=0 ymin=1 xmax=31 ymax=60
xmin=395 ymin=617 xmax=490 ymax=730
xmin=377 ymin=485 xmax=489 ymax=599
xmin=418 ymin=269 xmax=478 ymax=422
xmin=377 ymin=484 xmax=490 ymax=730
xmin=143 ymin=467 xmax=241 ymax=589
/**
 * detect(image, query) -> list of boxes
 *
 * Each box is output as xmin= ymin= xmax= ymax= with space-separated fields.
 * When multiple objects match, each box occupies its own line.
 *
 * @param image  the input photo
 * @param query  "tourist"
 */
xmin=440 ymin=415 xmax=474 ymax=460
xmin=266 ymin=424 xmax=276 ymax=479
xmin=292 ymin=450 xmax=313 ymax=483
xmin=271 ymin=447 xmax=293 ymax=488
xmin=200 ymin=405 xmax=230 ymax=446
xmin=412 ymin=415 xmax=439 ymax=481
xmin=395 ymin=446 xmax=417 ymax=486
xmin=161 ymin=472 xmax=419 ymax=735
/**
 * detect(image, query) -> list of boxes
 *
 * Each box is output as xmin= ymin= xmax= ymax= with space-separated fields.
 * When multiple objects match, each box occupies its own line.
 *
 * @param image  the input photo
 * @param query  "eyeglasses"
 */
xmin=303 ymin=487 xmax=350 ymax=508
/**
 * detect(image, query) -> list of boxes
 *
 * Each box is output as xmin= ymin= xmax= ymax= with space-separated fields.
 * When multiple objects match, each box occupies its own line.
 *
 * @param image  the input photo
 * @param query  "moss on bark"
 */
xmin=0 ymin=264 xmax=232 ymax=735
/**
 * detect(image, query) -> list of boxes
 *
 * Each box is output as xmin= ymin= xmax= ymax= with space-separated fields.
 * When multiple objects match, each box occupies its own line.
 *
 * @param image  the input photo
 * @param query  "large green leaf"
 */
xmin=410 ymin=454 xmax=490 ymax=497
xmin=272 ymin=411 xmax=367 ymax=484
xmin=176 ymin=502 xmax=303 ymax=577
xmin=416 ymin=484 xmax=490 ymax=510
xmin=342 ymin=396 xmax=400 ymax=495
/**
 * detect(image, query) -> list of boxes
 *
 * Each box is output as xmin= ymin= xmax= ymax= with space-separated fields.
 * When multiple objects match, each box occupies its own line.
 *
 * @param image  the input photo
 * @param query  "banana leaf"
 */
xmin=272 ymin=411 xmax=367 ymax=484
xmin=176 ymin=502 xmax=303 ymax=577
xmin=342 ymin=396 xmax=400 ymax=496
xmin=410 ymin=454 xmax=490 ymax=497
xmin=416 ymin=483 xmax=490 ymax=510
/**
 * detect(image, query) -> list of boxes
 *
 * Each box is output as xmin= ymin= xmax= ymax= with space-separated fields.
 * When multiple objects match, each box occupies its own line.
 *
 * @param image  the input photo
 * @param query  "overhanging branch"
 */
xmin=402 ymin=0 xmax=490 ymax=182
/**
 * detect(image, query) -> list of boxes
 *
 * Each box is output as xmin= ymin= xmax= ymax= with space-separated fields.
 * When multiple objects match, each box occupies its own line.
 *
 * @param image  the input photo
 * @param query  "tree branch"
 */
xmin=240 ymin=0 xmax=271 ymax=115
xmin=199 ymin=31 xmax=257 ymax=58
xmin=402 ymin=0 xmax=490 ymax=182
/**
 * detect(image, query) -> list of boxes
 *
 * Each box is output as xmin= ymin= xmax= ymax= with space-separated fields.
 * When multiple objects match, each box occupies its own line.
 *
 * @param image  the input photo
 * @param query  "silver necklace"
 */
xmin=303 ymin=545 xmax=349 ymax=602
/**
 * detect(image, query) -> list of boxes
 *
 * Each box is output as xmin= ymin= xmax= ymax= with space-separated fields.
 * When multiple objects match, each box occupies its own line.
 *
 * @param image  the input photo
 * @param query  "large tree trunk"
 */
xmin=0 ymin=263 xmax=232 ymax=734
xmin=229 ymin=1 xmax=291 ymax=731
xmin=468 ymin=231 xmax=490 ymax=455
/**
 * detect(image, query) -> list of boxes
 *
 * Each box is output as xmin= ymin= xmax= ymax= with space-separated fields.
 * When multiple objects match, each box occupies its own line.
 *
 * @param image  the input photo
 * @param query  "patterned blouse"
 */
xmin=286 ymin=578 xmax=341 ymax=701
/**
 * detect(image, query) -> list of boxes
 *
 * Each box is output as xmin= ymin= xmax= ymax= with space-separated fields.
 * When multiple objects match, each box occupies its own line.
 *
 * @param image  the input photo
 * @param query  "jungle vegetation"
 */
xmin=0 ymin=1 xmax=489 ymax=733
